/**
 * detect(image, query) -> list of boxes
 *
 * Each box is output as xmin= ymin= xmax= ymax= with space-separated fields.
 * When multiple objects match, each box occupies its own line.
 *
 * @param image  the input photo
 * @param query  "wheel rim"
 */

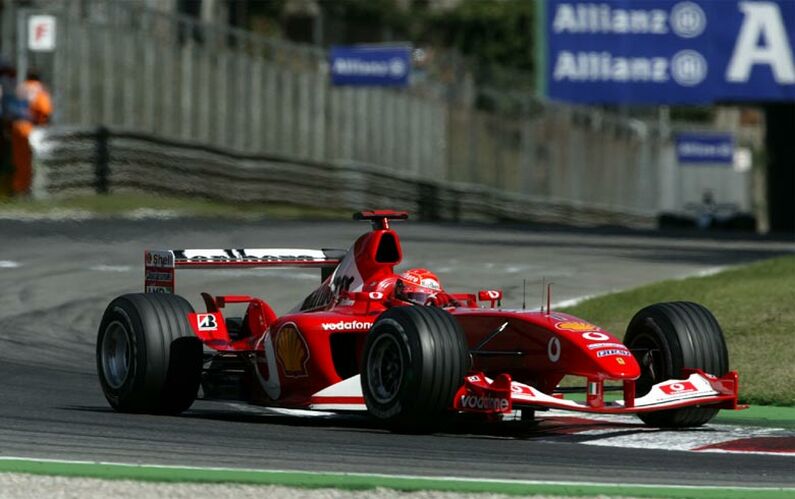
xmin=366 ymin=333 xmax=404 ymax=404
xmin=101 ymin=321 xmax=131 ymax=390
xmin=628 ymin=331 xmax=665 ymax=397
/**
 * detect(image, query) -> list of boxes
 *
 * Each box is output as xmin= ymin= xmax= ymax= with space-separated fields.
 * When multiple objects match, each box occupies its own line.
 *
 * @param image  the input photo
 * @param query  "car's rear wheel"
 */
xmin=361 ymin=306 xmax=469 ymax=432
xmin=624 ymin=301 xmax=729 ymax=427
xmin=97 ymin=293 xmax=203 ymax=414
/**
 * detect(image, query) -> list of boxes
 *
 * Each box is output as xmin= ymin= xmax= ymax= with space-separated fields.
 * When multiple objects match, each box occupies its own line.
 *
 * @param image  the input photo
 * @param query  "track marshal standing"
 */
xmin=11 ymin=69 xmax=52 ymax=196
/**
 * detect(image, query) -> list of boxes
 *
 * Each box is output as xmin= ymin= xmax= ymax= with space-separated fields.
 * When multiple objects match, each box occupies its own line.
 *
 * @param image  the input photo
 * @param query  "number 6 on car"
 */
xmin=96 ymin=210 xmax=744 ymax=431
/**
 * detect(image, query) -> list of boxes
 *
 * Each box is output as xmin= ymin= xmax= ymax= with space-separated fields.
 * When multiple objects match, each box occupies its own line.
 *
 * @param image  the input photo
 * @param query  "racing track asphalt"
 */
xmin=1 ymin=218 xmax=793 ymax=488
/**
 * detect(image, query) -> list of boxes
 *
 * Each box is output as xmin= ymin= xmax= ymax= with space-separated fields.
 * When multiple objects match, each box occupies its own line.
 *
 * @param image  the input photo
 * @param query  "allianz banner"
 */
xmin=546 ymin=0 xmax=795 ymax=104
xmin=329 ymin=45 xmax=411 ymax=87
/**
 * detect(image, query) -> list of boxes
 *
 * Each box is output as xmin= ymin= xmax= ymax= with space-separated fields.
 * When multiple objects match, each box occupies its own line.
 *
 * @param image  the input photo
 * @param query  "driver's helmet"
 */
xmin=395 ymin=268 xmax=443 ymax=304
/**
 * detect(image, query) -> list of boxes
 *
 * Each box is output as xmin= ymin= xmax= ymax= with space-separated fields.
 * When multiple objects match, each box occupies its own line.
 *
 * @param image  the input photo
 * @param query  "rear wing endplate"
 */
xmin=144 ymin=248 xmax=345 ymax=293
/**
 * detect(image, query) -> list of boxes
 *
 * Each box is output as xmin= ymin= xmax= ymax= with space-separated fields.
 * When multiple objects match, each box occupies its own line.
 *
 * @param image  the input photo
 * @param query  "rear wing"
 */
xmin=144 ymin=248 xmax=345 ymax=293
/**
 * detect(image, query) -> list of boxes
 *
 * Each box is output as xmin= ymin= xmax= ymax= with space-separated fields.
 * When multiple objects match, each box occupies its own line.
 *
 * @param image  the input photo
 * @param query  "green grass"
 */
xmin=713 ymin=403 xmax=795 ymax=429
xmin=562 ymin=255 xmax=795 ymax=407
xmin=0 ymin=193 xmax=350 ymax=220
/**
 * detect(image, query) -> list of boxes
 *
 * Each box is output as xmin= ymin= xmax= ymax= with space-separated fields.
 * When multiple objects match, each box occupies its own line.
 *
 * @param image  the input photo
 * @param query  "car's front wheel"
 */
xmin=361 ymin=306 xmax=469 ymax=432
xmin=624 ymin=301 xmax=729 ymax=428
xmin=97 ymin=293 xmax=203 ymax=414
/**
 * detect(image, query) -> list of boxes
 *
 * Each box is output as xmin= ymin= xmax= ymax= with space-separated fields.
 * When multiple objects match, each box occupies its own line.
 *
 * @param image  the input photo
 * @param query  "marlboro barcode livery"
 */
xmin=97 ymin=211 xmax=743 ymax=430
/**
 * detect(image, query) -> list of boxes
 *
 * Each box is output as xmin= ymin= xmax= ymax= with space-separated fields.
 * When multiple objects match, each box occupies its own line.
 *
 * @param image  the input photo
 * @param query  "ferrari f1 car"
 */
xmin=97 ymin=211 xmax=742 ymax=430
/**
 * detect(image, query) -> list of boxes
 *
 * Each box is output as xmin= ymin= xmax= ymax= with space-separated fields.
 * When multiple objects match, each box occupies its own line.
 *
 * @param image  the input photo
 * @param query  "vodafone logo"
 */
xmin=547 ymin=337 xmax=561 ymax=362
xmin=321 ymin=321 xmax=373 ymax=331
xmin=660 ymin=381 xmax=697 ymax=395
xmin=460 ymin=394 xmax=510 ymax=412
xmin=582 ymin=331 xmax=610 ymax=341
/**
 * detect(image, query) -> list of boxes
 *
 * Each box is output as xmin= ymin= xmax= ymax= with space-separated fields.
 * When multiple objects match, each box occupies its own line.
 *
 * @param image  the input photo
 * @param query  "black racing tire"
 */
xmin=624 ymin=301 xmax=729 ymax=428
xmin=96 ymin=293 xmax=203 ymax=414
xmin=361 ymin=306 xmax=469 ymax=432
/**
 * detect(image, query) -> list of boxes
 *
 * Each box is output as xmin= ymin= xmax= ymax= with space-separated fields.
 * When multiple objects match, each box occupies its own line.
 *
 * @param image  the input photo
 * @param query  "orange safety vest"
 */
xmin=11 ymin=79 xmax=52 ymax=195
xmin=16 ymin=80 xmax=52 ymax=125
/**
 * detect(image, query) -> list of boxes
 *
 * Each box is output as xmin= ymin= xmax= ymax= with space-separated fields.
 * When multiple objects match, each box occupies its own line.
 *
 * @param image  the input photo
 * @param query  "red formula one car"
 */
xmin=97 ymin=211 xmax=742 ymax=430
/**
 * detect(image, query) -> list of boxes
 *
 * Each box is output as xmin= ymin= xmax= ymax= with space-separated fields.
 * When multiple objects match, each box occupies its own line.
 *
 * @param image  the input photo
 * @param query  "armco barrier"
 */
xmin=30 ymin=126 xmax=657 ymax=228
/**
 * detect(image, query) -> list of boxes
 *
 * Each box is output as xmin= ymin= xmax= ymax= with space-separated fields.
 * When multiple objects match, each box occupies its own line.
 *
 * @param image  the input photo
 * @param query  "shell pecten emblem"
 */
xmin=555 ymin=321 xmax=598 ymax=332
xmin=275 ymin=323 xmax=309 ymax=377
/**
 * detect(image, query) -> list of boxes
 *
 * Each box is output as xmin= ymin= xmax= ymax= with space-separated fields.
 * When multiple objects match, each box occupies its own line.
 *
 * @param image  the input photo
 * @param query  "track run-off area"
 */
xmin=0 ymin=217 xmax=794 ymax=494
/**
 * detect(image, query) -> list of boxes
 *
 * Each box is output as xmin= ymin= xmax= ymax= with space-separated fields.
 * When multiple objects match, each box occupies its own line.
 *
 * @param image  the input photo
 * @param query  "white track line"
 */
xmin=551 ymin=266 xmax=729 ymax=309
xmin=690 ymin=267 xmax=726 ymax=278
xmin=0 ymin=210 xmax=96 ymax=221
xmin=0 ymin=456 xmax=790 ymax=491
xmin=90 ymin=265 xmax=132 ymax=272
xmin=0 ymin=260 xmax=20 ymax=269
xmin=552 ymin=293 xmax=600 ymax=308
xmin=0 ymin=209 xmax=181 ymax=221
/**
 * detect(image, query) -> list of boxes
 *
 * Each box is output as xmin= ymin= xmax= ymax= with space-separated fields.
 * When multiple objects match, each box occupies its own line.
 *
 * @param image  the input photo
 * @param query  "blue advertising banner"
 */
xmin=675 ymin=132 xmax=734 ymax=165
xmin=329 ymin=45 xmax=411 ymax=87
xmin=546 ymin=0 xmax=795 ymax=104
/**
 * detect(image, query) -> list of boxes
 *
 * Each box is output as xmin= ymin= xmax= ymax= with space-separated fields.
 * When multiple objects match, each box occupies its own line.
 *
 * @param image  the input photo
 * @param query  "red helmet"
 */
xmin=395 ymin=268 xmax=443 ymax=305
xmin=400 ymin=268 xmax=441 ymax=291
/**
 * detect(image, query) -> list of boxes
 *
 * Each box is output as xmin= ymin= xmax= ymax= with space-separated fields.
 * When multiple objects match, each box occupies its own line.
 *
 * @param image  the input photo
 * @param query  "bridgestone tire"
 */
xmin=361 ymin=306 xmax=469 ymax=432
xmin=624 ymin=301 xmax=729 ymax=428
xmin=97 ymin=293 xmax=203 ymax=414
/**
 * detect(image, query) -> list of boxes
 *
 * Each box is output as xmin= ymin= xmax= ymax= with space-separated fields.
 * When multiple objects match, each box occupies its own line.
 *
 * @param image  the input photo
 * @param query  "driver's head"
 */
xmin=395 ymin=268 xmax=442 ymax=304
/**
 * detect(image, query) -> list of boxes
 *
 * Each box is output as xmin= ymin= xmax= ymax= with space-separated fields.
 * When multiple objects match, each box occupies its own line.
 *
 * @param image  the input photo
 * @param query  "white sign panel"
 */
xmin=28 ymin=15 xmax=56 ymax=52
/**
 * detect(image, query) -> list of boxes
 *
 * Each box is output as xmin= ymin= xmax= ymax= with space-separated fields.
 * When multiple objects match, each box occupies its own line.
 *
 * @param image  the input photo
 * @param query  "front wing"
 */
xmin=304 ymin=369 xmax=741 ymax=416
xmin=454 ymin=369 xmax=742 ymax=415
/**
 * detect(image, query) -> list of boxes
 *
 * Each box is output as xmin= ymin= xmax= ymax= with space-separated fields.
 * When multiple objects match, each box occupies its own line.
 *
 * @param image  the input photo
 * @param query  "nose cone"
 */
xmin=598 ymin=352 xmax=641 ymax=379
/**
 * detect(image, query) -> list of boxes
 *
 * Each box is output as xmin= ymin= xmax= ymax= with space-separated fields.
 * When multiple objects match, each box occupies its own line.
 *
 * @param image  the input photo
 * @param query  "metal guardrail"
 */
xmin=30 ymin=126 xmax=657 ymax=228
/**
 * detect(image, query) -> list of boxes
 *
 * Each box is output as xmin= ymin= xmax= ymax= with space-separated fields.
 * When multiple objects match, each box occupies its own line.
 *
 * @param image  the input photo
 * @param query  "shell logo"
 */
xmin=275 ymin=323 xmax=309 ymax=377
xmin=555 ymin=321 xmax=597 ymax=332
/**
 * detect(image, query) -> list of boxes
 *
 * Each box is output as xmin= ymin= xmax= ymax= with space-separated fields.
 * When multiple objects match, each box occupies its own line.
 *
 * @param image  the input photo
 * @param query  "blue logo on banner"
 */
xmin=675 ymin=132 xmax=734 ymax=165
xmin=546 ymin=0 xmax=795 ymax=104
xmin=330 ymin=45 xmax=411 ymax=87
